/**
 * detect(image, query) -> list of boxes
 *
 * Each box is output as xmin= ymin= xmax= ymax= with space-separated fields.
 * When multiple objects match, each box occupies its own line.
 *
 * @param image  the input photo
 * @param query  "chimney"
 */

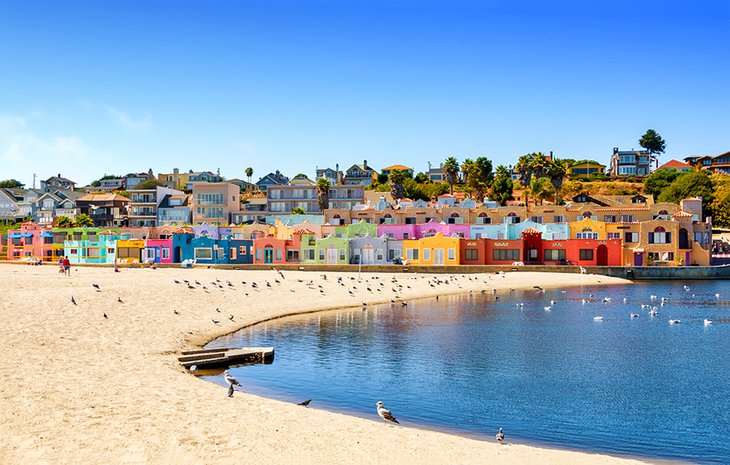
xmin=613 ymin=147 xmax=619 ymax=154
xmin=363 ymin=160 xmax=367 ymax=169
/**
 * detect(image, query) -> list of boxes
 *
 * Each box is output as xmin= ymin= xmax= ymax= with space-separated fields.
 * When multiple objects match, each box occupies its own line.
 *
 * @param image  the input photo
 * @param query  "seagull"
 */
xmin=189 ymin=365 xmax=197 ymax=372
xmin=593 ymin=316 xmax=604 ymax=321
xmin=224 ymin=370 xmax=241 ymax=392
xmin=92 ymin=283 xmax=100 ymax=290
xmin=631 ymin=313 xmax=640 ymax=318
xmin=496 ymin=427 xmax=504 ymax=445
xmin=71 ymin=296 xmax=77 ymax=305
xmin=117 ymin=297 xmax=123 ymax=303
xmin=298 ymin=399 xmax=312 ymax=407
xmin=173 ymin=309 xmax=180 ymax=315
xmin=669 ymin=319 xmax=681 ymax=325
xmin=704 ymin=319 xmax=713 ymax=326
xmin=103 ymin=313 xmax=108 ymax=319
xmin=375 ymin=401 xmax=399 ymax=425
xmin=174 ymin=279 xmax=181 ymax=284
xmin=715 ymin=293 xmax=720 ymax=299
xmin=544 ymin=306 xmax=552 ymax=312
xmin=212 ymin=319 xmax=220 ymax=325
xmin=229 ymin=315 xmax=235 ymax=321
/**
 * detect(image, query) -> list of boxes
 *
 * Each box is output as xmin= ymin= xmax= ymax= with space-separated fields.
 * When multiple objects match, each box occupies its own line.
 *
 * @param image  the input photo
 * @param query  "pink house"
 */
xmin=143 ymin=238 xmax=173 ymax=264
xmin=378 ymin=223 xmax=417 ymax=240
xmin=5 ymin=222 xmax=55 ymax=262
xmin=416 ymin=220 xmax=469 ymax=239
xmin=252 ymin=232 xmax=304 ymax=265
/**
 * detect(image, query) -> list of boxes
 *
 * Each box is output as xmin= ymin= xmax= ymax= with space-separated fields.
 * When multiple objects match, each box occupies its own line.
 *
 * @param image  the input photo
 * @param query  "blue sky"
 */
xmin=1 ymin=0 xmax=728 ymax=186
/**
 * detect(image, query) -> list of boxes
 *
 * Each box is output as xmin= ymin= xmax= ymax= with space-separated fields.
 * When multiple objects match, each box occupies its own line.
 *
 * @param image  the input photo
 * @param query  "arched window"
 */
xmin=649 ymin=226 xmax=671 ymax=244
xmin=583 ymin=211 xmax=593 ymax=218
xmin=577 ymin=227 xmax=598 ymax=240
xmin=477 ymin=212 xmax=491 ymax=225
xmin=654 ymin=209 xmax=670 ymax=220
xmin=448 ymin=212 xmax=460 ymax=224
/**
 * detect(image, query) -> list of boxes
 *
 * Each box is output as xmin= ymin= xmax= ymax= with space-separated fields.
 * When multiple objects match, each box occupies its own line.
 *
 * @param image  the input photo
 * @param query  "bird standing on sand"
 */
xmin=71 ymin=296 xmax=77 ymax=305
xmin=496 ymin=427 xmax=504 ymax=444
xmin=92 ymin=283 xmax=100 ymax=291
xmin=298 ymin=399 xmax=312 ymax=407
xmin=224 ymin=370 xmax=241 ymax=397
xmin=376 ymin=401 xmax=399 ymax=425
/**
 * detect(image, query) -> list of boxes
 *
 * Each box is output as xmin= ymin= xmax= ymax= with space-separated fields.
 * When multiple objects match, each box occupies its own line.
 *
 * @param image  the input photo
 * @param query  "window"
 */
xmin=619 ymin=166 xmax=636 ymax=175
xmin=448 ymin=248 xmax=456 ymax=261
xmin=576 ymin=231 xmax=599 ymax=239
xmin=229 ymin=248 xmax=237 ymax=260
xmin=544 ymin=249 xmax=566 ymax=261
xmin=388 ymin=249 xmax=401 ymax=261
xmin=405 ymin=217 xmax=416 ymax=225
xmin=276 ymin=249 xmax=283 ymax=261
xmin=604 ymin=215 xmax=617 ymax=223
xmin=579 ymin=249 xmax=594 ymax=261
xmin=553 ymin=215 xmax=567 ymax=223
xmin=70 ymin=248 xmax=78 ymax=255
xmin=319 ymin=249 xmax=325 ymax=261
xmin=376 ymin=250 xmax=384 ymax=261
xmin=492 ymin=249 xmax=520 ymax=261
xmin=649 ymin=252 xmax=674 ymax=262
xmin=256 ymin=248 xmax=262 ymax=260
xmin=530 ymin=216 xmax=543 ymax=224
xmin=621 ymin=214 xmax=634 ymax=223
xmin=161 ymin=248 xmax=170 ymax=259
xmin=423 ymin=248 xmax=431 ymax=261
xmin=286 ymin=250 xmax=299 ymax=261
xmin=694 ymin=232 xmax=704 ymax=244
xmin=465 ymin=249 xmax=479 ymax=260
xmin=619 ymin=155 xmax=635 ymax=164
xmin=403 ymin=232 xmax=409 ymax=239
xmin=624 ymin=232 xmax=639 ymax=243
xmin=504 ymin=214 xmax=520 ymax=224
xmin=107 ymin=248 xmax=115 ymax=254
xmin=607 ymin=232 xmax=621 ymax=240
xmin=194 ymin=248 xmax=212 ymax=260
xmin=648 ymin=227 xmax=671 ymax=244
xmin=304 ymin=249 xmax=315 ymax=260
xmin=406 ymin=248 xmax=419 ymax=260
xmin=239 ymin=246 xmax=247 ymax=255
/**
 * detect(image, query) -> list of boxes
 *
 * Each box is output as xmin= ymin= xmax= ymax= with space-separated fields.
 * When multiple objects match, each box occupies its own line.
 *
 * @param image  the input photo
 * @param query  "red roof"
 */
xmin=659 ymin=159 xmax=691 ymax=170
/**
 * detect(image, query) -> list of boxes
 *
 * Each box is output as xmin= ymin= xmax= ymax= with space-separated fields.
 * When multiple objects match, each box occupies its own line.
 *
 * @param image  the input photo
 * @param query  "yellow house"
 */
xmin=158 ymin=170 xmax=190 ymax=190
xmin=402 ymin=233 xmax=460 ymax=266
xmin=567 ymin=161 xmax=606 ymax=179
xmin=568 ymin=217 xmax=607 ymax=240
xmin=115 ymin=239 xmax=144 ymax=264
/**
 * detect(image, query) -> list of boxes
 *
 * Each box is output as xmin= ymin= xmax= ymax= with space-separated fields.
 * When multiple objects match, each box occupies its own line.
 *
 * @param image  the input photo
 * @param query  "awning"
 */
xmin=8 ymin=233 xmax=21 ymax=239
xmin=633 ymin=248 xmax=645 ymax=253
xmin=21 ymin=233 xmax=34 ymax=238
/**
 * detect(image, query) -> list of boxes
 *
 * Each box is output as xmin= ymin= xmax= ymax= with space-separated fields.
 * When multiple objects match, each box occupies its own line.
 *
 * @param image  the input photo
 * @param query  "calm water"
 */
xmin=205 ymin=280 xmax=730 ymax=464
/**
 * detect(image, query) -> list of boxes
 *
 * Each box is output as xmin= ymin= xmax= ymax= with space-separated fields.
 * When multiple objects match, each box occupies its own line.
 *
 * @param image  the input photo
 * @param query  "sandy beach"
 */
xmin=0 ymin=263 xmax=658 ymax=465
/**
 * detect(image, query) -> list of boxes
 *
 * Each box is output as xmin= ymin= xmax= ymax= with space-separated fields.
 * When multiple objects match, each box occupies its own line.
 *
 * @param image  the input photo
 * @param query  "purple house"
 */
xmin=193 ymin=222 xmax=221 ymax=239
xmin=378 ymin=223 xmax=417 ymax=240
xmin=416 ymin=220 xmax=469 ymax=239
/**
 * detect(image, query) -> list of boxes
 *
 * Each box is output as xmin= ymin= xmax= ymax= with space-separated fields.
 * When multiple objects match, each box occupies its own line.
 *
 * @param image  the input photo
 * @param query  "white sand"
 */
xmin=0 ymin=264 xmax=658 ymax=465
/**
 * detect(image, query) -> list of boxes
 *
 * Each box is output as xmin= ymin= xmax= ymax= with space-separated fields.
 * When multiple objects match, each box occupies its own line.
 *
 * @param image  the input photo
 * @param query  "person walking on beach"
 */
xmin=62 ymin=256 xmax=71 ymax=276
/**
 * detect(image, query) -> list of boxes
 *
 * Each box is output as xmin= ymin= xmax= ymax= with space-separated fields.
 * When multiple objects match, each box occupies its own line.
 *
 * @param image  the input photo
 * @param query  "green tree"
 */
xmin=75 ymin=213 xmax=94 ymax=227
xmin=245 ymin=167 xmax=253 ymax=183
xmin=291 ymin=206 xmax=306 ymax=215
xmin=546 ymin=159 xmax=569 ymax=205
xmin=376 ymin=173 xmax=389 ymax=185
xmin=460 ymin=158 xmax=474 ymax=187
xmin=529 ymin=152 xmax=550 ymax=179
xmin=639 ymin=129 xmax=667 ymax=167
xmin=135 ymin=179 xmax=164 ymax=189
xmin=443 ymin=156 xmax=460 ymax=194
xmin=55 ymin=216 xmax=74 ymax=228
xmin=515 ymin=154 xmax=533 ymax=206
xmin=657 ymin=171 xmax=714 ymax=217
xmin=414 ymin=172 xmax=429 ymax=183
xmin=489 ymin=165 xmax=514 ymax=206
xmin=644 ymin=168 xmax=680 ymax=200
xmin=710 ymin=174 xmax=730 ymax=228
xmin=316 ymin=177 xmax=330 ymax=212
xmin=466 ymin=157 xmax=494 ymax=200
xmin=529 ymin=177 xmax=554 ymax=205
xmin=388 ymin=169 xmax=406 ymax=201
xmin=0 ymin=179 xmax=25 ymax=188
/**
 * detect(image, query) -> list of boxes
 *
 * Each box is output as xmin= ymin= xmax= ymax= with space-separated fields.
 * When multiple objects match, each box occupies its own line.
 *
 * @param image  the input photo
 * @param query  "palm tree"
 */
xmin=490 ymin=165 xmax=514 ymax=206
xmin=75 ymin=213 xmax=94 ymax=227
xmin=529 ymin=152 xmax=550 ymax=179
xmin=389 ymin=169 xmax=406 ymax=201
xmin=55 ymin=216 xmax=74 ymax=228
xmin=443 ymin=156 xmax=460 ymax=195
xmin=546 ymin=159 xmax=569 ymax=205
xmin=316 ymin=177 xmax=330 ymax=212
xmin=515 ymin=154 xmax=533 ymax=206
xmin=245 ymin=167 xmax=253 ymax=183
xmin=460 ymin=158 xmax=474 ymax=187
xmin=529 ymin=177 xmax=553 ymax=205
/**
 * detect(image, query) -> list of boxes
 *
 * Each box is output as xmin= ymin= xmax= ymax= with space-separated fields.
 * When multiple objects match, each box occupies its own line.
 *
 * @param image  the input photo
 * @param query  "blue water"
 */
xmin=205 ymin=281 xmax=730 ymax=464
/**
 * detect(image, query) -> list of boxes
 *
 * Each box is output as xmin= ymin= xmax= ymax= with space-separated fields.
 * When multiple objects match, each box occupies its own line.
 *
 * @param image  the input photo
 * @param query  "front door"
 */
xmin=634 ymin=253 xmax=643 ymax=266
xmin=327 ymin=247 xmax=338 ymax=264
xmin=434 ymin=248 xmax=444 ymax=265
xmin=264 ymin=247 xmax=274 ymax=264
xmin=596 ymin=245 xmax=608 ymax=266
xmin=362 ymin=246 xmax=374 ymax=264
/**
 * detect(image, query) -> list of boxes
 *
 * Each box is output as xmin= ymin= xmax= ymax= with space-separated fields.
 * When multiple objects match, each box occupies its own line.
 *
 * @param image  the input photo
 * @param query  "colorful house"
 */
xmin=5 ymin=222 xmax=54 ymax=262
xmin=143 ymin=238 xmax=173 ymax=264
xmin=403 ymin=233 xmax=460 ymax=266
xmin=65 ymin=232 xmax=125 ymax=265
xmin=416 ymin=220 xmax=469 ymax=239
xmin=115 ymin=239 xmax=145 ymax=264
xmin=349 ymin=235 xmax=391 ymax=265
xmin=252 ymin=233 xmax=302 ymax=265
xmin=378 ymin=223 xmax=417 ymax=240
xmin=301 ymin=234 xmax=349 ymax=265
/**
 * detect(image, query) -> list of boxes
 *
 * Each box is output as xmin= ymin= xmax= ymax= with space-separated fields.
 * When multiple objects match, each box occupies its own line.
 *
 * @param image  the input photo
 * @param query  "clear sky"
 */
xmin=1 ymin=0 xmax=728 ymax=187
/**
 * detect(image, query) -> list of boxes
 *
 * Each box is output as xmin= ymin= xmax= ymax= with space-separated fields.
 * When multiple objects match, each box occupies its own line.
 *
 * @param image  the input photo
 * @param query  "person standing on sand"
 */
xmin=62 ymin=256 xmax=71 ymax=276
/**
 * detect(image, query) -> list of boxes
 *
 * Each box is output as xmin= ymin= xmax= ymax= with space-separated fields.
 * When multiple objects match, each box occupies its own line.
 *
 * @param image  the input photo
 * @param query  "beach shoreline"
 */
xmin=1 ymin=264 xmax=671 ymax=465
